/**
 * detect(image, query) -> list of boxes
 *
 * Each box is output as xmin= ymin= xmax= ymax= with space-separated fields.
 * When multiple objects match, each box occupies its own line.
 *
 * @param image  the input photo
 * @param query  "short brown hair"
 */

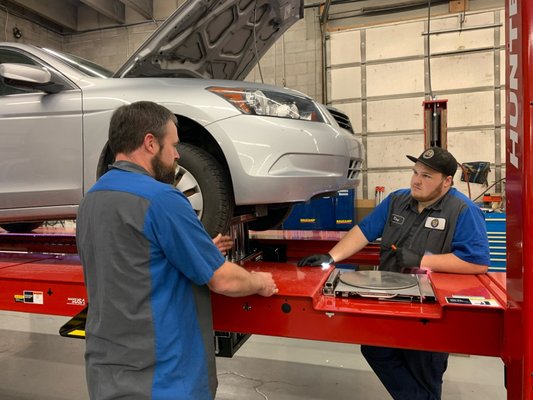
xmin=108 ymin=101 xmax=177 ymax=154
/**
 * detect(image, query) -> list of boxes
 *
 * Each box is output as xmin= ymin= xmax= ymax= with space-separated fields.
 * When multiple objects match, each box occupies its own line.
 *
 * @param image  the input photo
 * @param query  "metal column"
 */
xmin=504 ymin=0 xmax=533 ymax=398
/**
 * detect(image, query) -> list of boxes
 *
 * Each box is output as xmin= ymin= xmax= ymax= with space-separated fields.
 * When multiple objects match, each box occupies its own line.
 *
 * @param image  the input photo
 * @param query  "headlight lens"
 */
xmin=207 ymin=86 xmax=325 ymax=122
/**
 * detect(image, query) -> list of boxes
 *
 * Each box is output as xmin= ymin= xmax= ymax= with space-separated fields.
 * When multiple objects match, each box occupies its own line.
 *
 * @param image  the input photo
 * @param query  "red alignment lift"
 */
xmin=0 ymin=0 xmax=532 ymax=398
xmin=0 ymin=231 xmax=510 ymax=391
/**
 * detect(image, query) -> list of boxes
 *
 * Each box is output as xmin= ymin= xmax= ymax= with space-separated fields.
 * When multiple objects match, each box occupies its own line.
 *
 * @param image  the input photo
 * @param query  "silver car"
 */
xmin=0 ymin=0 xmax=363 ymax=236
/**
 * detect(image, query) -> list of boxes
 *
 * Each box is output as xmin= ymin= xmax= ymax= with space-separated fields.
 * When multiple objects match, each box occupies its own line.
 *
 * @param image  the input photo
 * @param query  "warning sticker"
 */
xmin=14 ymin=291 xmax=44 ymax=304
xmin=445 ymin=296 xmax=498 ymax=307
xmin=24 ymin=290 xmax=44 ymax=304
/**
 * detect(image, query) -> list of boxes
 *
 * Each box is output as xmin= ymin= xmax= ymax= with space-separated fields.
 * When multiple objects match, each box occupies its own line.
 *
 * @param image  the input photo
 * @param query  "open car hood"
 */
xmin=114 ymin=0 xmax=304 ymax=80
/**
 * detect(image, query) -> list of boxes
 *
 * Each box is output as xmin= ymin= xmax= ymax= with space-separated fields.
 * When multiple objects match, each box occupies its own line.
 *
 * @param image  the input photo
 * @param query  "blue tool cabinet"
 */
xmin=484 ymin=212 xmax=506 ymax=272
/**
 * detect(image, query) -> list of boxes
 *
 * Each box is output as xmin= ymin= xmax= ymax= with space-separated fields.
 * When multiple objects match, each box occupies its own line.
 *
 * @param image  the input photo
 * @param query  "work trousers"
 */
xmin=361 ymin=345 xmax=449 ymax=400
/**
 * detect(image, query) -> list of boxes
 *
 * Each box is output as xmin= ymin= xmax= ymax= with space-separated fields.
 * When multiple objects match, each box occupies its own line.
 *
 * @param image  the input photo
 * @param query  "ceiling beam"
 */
xmin=80 ymin=0 xmax=125 ymax=24
xmin=119 ymin=0 xmax=153 ymax=19
xmin=7 ymin=0 xmax=77 ymax=31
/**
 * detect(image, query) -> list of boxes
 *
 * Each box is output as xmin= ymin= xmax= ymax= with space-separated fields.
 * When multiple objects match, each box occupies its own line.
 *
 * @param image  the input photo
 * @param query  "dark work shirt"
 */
xmin=77 ymin=161 xmax=225 ymax=400
xmin=358 ymin=188 xmax=490 ymax=271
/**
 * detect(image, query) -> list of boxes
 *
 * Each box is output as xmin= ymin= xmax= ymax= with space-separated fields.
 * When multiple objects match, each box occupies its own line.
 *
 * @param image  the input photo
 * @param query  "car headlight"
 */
xmin=207 ymin=86 xmax=325 ymax=122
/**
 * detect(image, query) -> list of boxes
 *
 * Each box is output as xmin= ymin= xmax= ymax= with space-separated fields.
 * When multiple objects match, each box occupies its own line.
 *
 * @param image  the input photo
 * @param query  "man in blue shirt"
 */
xmin=298 ymin=147 xmax=490 ymax=400
xmin=77 ymin=101 xmax=278 ymax=400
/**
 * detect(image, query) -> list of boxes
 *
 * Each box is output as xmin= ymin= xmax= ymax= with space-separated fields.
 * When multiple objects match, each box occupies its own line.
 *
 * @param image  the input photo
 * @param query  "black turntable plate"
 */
xmin=339 ymin=270 xmax=418 ymax=290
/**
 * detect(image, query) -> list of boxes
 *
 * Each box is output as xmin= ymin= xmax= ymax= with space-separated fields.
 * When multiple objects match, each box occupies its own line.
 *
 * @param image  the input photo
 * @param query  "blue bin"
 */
xmin=282 ymin=196 xmax=335 ymax=230
xmin=334 ymin=189 xmax=356 ymax=230
xmin=283 ymin=190 xmax=355 ymax=231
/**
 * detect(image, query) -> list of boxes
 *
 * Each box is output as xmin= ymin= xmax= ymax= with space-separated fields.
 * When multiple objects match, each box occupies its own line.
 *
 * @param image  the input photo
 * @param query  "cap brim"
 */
xmin=406 ymin=155 xmax=418 ymax=164
xmin=406 ymin=154 xmax=444 ymax=174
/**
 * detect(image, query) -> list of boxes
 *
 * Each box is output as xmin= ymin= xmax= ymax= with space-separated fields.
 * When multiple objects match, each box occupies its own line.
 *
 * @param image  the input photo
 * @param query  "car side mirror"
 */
xmin=0 ymin=63 xmax=66 ymax=94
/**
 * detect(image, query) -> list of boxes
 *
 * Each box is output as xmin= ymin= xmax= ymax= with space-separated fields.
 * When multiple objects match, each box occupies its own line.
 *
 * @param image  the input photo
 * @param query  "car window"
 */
xmin=0 ymin=49 xmax=39 ymax=65
xmin=0 ymin=49 xmax=42 ymax=96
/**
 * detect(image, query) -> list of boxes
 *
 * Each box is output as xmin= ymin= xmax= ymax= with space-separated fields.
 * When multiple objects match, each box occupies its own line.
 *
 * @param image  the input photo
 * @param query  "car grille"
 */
xmin=327 ymin=106 xmax=354 ymax=134
xmin=347 ymin=159 xmax=362 ymax=180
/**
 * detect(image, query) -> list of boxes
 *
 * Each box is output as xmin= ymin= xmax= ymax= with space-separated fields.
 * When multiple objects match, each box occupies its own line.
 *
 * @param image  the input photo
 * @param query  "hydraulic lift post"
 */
xmin=504 ymin=1 xmax=533 ymax=398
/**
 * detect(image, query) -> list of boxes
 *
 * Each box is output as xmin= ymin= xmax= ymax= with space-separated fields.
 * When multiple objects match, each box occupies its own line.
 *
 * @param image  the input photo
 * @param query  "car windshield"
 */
xmin=42 ymin=48 xmax=113 ymax=78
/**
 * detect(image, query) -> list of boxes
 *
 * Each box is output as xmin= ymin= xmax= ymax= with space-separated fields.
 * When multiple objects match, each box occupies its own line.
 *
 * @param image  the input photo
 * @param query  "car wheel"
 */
xmin=0 ymin=222 xmax=43 ymax=233
xmin=176 ymin=143 xmax=234 ymax=237
xmin=246 ymin=205 xmax=293 ymax=231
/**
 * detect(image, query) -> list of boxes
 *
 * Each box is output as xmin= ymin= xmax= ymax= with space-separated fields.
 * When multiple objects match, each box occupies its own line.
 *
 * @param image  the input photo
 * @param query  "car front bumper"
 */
xmin=207 ymin=115 xmax=363 ymax=205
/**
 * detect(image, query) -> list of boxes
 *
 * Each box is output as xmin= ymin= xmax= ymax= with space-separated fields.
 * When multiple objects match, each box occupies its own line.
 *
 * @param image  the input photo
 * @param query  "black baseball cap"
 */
xmin=406 ymin=147 xmax=458 ymax=177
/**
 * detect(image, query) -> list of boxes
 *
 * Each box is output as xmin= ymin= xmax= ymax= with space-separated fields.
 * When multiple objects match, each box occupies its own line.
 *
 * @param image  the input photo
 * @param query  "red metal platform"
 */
xmin=212 ymin=262 xmax=505 ymax=357
xmin=0 ymin=233 xmax=505 ymax=360
xmin=0 ymin=252 xmax=86 ymax=316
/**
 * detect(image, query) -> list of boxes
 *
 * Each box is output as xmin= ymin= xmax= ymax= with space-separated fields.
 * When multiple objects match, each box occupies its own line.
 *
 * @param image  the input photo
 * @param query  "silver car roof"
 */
xmin=114 ymin=0 xmax=304 ymax=80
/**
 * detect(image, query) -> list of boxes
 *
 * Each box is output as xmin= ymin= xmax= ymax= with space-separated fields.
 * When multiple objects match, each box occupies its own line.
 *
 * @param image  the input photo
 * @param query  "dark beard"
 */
xmin=412 ymin=179 xmax=445 ymax=203
xmin=151 ymin=152 xmax=177 ymax=185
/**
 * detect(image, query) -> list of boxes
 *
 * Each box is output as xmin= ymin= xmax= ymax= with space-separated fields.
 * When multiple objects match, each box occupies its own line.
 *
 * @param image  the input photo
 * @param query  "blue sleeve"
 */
xmin=146 ymin=189 xmax=225 ymax=285
xmin=358 ymin=194 xmax=391 ymax=242
xmin=452 ymin=204 xmax=491 ymax=265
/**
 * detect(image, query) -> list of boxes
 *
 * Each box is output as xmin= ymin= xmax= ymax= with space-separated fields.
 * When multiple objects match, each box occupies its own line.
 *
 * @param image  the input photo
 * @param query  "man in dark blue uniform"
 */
xmin=77 ymin=101 xmax=278 ymax=400
xmin=298 ymin=147 xmax=490 ymax=400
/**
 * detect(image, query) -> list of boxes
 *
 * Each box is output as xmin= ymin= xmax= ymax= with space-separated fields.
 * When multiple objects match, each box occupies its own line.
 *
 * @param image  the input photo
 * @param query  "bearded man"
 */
xmin=77 ymin=101 xmax=278 ymax=400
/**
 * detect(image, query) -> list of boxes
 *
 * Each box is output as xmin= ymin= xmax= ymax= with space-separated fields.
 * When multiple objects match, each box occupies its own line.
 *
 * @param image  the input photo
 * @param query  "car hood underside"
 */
xmin=114 ymin=0 xmax=304 ymax=80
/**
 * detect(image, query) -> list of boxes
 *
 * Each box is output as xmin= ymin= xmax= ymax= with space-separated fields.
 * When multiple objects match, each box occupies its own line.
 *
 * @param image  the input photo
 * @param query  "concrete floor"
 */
xmin=0 ymin=311 xmax=506 ymax=400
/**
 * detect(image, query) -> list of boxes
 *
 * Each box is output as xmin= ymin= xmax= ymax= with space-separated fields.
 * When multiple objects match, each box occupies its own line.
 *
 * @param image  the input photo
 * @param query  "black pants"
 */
xmin=361 ymin=345 xmax=449 ymax=400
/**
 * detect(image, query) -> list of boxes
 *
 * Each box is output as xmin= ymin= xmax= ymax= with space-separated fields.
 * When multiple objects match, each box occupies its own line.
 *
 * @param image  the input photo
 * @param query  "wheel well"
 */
xmin=176 ymin=115 xmax=230 ymax=174
xmin=96 ymin=115 xmax=231 ymax=180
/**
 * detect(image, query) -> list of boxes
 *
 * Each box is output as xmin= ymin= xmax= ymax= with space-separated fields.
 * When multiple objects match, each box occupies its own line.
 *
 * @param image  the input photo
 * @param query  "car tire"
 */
xmin=176 ymin=143 xmax=234 ymax=237
xmin=97 ymin=142 xmax=234 ymax=237
xmin=246 ymin=205 xmax=293 ymax=231
xmin=0 ymin=222 xmax=43 ymax=233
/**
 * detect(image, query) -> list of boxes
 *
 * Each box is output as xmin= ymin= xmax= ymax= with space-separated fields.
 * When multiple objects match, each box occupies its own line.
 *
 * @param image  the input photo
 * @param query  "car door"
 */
xmin=0 ymin=48 xmax=83 ymax=212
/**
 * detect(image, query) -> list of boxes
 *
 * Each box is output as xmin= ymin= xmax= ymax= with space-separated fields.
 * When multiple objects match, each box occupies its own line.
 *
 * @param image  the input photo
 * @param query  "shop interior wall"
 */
xmin=328 ymin=7 xmax=506 ymax=202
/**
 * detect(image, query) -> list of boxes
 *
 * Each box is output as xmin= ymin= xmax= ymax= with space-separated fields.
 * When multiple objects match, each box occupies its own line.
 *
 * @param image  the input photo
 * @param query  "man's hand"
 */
xmin=252 ymin=271 xmax=278 ymax=297
xmin=395 ymin=247 xmax=423 ymax=269
xmin=297 ymin=253 xmax=334 ymax=267
xmin=212 ymin=233 xmax=233 ymax=255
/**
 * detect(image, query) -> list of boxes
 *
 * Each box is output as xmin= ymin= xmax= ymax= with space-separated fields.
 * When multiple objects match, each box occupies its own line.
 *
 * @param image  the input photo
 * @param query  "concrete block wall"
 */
xmin=0 ymin=9 xmax=62 ymax=50
xmin=247 ymin=6 xmax=324 ymax=102
xmin=62 ymin=23 xmax=155 ymax=72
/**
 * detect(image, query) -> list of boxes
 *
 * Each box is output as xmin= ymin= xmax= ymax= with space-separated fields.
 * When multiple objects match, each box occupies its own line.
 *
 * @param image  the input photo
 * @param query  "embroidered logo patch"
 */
xmin=422 ymin=149 xmax=434 ymax=159
xmin=391 ymin=214 xmax=405 ymax=225
xmin=424 ymin=217 xmax=446 ymax=230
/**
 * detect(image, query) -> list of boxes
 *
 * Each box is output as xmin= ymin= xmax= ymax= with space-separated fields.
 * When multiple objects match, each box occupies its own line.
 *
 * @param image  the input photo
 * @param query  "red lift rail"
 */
xmin=0 ymin=232 xmax=77 ymax=254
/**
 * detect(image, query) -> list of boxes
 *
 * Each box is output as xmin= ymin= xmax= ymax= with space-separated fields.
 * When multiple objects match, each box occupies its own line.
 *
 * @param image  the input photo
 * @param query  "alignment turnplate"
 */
xmin=339 ymin=270 xmax=418 ymax=290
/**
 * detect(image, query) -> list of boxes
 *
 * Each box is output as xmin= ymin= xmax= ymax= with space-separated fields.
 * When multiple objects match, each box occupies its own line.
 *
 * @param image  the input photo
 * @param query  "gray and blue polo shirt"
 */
xmin=76 ymin=161 xmax=225 ymax=400
xmin=359 ymin=188 xmax=490 ymax=271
